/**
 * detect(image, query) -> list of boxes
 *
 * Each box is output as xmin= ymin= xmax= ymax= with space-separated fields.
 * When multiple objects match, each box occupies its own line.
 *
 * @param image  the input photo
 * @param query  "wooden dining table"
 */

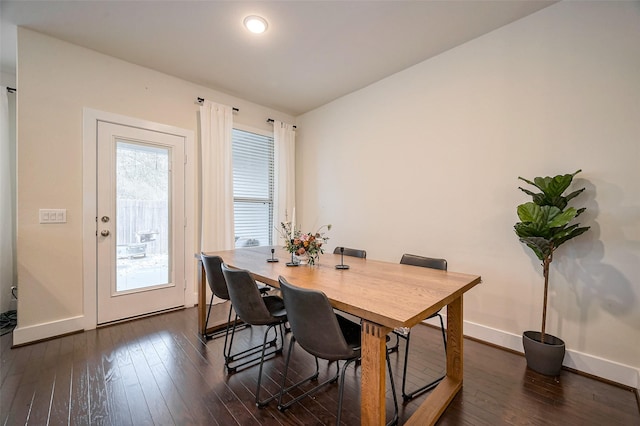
xmin=198 ymin=246 xmax=481 ymax=425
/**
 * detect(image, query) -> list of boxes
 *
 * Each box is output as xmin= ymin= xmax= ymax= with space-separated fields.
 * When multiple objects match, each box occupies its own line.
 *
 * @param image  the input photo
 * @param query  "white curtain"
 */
xmin=273 ymin=120 xmax=296 ymax=245
xmin=0 ymin=87 xmax=15 ymax=313
xmin=199 ymin=100 xmax=235 ymax=252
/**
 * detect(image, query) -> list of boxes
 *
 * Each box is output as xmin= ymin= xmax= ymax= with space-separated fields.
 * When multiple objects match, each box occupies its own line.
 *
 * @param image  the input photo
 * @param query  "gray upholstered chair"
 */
xmin=332 ymin=246 xmax=367 ymax=259
xmin=394 ymin=253 xmax=448 ymax=401
xmin=277 ymin=276 xmax=398 ymax=425
xmin=221 ymin=263 xmax=287 ymax=407
xmin=201 ymin=254 xmax=270 ymax=373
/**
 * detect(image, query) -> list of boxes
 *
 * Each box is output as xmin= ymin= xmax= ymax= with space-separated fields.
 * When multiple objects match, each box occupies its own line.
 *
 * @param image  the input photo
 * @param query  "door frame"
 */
xmin=83 ymin=108 xmax=195 ymax=330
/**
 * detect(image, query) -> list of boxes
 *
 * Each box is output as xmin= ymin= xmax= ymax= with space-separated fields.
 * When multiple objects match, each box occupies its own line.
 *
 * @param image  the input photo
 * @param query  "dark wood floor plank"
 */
xmin=3 ymin=337 xmax=49 ymax=424
xmin=0 ymin=331 xmax=27 ymax=386
xmin=2 ymin=307 xmax=638 ymax=426
xmin=107 ymin=322 xmax=155 ymax=426
xmin=27 ymin=336 xmax=62 ymax=424
xmin=84 ymin=329 xmax=112 ymax=425
xmin=47 ymin=334 xmax=76 ymax=425
xmin=0 ymin=369 xmax=23 ymax=425
xmin=123 ymin=320 xmax=176 ymax=425
xmin=68 ymin=331 xmax=91 ymax=425
xmin=0 ymin=333 xmax=34 ymax=424
xmin=96 ymin=326 xmax=134 ymax=426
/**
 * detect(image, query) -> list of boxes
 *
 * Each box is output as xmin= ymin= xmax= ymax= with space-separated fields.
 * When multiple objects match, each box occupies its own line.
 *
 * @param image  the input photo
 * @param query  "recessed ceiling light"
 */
xmin=243 ymin=15 xmax=268 ymax=34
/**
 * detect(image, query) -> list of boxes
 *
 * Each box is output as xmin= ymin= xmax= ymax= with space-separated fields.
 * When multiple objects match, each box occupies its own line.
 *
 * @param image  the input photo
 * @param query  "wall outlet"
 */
xmin=39 ymin=209 xmax=67 ymax=223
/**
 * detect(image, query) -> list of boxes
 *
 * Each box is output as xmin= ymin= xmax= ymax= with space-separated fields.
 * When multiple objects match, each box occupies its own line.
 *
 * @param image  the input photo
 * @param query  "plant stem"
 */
xmin=541 ymin=256 xmax=551 ymax=343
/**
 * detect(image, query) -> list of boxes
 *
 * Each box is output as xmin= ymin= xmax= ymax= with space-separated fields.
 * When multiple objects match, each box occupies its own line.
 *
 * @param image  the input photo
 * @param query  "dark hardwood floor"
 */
xmin=2 ymin=306 xmax=638 ymax=425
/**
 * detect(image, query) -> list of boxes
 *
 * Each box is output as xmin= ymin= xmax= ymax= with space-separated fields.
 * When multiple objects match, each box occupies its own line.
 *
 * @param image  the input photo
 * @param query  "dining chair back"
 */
xmin=280 ymin=277 xmax=358 ymax=361
xmin=399 ymin=253 xmax=446 ymax=270
xmin=201 ymin=253 xmax=230 ymax=300
xmin=201 ymin=254 xmax=232 ymax=338
xmin=332 ymin=246 xmax=367 ymax=259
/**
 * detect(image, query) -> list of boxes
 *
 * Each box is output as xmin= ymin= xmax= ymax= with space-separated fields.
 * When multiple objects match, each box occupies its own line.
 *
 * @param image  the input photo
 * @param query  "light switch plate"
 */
xmin=39 ymin=209 xmax=67 ymax=223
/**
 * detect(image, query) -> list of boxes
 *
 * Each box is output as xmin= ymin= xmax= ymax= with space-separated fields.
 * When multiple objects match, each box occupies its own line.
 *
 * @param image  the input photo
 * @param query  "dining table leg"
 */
xmin=198 ymin=257 xmax=206 ymax=335
xmin=361 ymin=320 xmax=392 ymax=426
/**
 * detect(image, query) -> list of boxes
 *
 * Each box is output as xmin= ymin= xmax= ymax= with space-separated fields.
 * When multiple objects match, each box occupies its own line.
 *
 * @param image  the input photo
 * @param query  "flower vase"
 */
xmin=294 ymin=253 xmax=309 ymax=265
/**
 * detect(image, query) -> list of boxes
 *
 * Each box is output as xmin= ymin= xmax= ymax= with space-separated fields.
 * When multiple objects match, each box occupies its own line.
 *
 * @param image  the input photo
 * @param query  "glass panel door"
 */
xmin=115 ymin=141 xmax=170 ymax=292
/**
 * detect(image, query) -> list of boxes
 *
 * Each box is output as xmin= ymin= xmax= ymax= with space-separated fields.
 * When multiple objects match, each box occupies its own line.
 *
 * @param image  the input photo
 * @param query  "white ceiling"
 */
xmin=0 ymin=0 xmax=555 ymax=115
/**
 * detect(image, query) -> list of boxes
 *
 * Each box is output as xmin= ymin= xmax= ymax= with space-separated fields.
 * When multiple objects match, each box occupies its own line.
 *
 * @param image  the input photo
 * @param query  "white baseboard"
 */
xmin=563 ymin=348 xmax=640 ymax=390
xmin=13 ymin=315 xmax=84 ymax=346
xmin=428 ymin=316 xmax=640 ymax=390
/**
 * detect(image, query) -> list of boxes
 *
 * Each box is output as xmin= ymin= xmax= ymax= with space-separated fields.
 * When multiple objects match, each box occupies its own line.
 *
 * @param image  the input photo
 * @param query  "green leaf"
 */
xmin=553 ymin=225 xmax=590 ymax=247
xmin=547 ymin=207 xmax=577 ymax=228
xmin=516 ymin=202 xmax=541 ymax=222
xmin=518 ymin=176 xmax=536 ymax=188
xmin=519 ymin=237 xmax=552 ymax=261
xmin=564 ymin=188 xmax=586 ymax=204
xmin=514 ymin=222 xmax=541 ymax=238
xmin=518 ymin=187 xmax=538 ymax=198
xmin=517 ymin=203 xmax=564 ymax=225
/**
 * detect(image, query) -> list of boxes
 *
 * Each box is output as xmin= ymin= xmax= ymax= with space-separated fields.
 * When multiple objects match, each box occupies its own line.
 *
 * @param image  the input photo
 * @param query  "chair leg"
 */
xmin=225 ymin=314 xmax=281 ymax=374
xmin=336 ymin=358 xmax=358 ymax=425
xmin=438 ymin=313 xmax=447 ymax=351
xmin=222 ymin=305 xmax=235 ymax=359
xmin=255 ymin=323 xmax=286 ymax=407
xmin=401 ymin=313 xmax=447 ymax=402
xmin=205 ymin=300 xmax=250 ymax=341
xmin=203 ymin=292 xmax=215 ymax=337
xmin=225 ymin=312 xmax=239 ymax=372
xmin=278 ymin=350 xmax=397 ymax=425
xmin=277 ymin=338 xmax=335 ymax=412
xmin=400 ymin=331 xmax=411 ymax=400
xmin=386 ymin=351 xmax=399 ymax=426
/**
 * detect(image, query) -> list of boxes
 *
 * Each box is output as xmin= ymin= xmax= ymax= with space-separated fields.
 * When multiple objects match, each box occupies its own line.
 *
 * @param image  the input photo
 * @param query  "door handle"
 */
xmin=100 ymin=230 xmax=110 ymax=237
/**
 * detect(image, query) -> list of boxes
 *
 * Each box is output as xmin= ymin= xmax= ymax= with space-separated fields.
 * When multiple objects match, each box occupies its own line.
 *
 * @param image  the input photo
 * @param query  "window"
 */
xmin=232 ymin=128 xmax=274 ymax=248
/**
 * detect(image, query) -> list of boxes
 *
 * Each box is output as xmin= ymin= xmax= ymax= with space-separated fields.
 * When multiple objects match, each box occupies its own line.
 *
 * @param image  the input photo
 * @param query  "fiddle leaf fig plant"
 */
xmin=514 ymin=170 xmax=590 ymax=343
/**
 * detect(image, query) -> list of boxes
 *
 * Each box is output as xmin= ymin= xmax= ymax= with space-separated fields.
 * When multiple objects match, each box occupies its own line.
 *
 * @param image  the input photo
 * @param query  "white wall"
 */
xmin=15 ymin=28 xmax=294 ymax=340
xmin=1 ymin=71 xmax=17 ymax=314
xmin=297 ymin=1 xmax=640 ymax=386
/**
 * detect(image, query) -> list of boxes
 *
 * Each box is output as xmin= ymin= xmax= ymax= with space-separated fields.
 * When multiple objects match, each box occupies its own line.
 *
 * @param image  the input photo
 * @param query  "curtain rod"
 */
xmin=267 ymin=118 xmax=296 ymax=129
xmin=7 ymin=87 xmax=16 ymax=93
xmin=196 ymin=97 xmax=239 ymax=112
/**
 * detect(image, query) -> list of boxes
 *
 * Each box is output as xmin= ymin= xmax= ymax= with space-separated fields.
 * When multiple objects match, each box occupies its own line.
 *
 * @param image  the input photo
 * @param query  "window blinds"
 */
xmin=232 ymin=129 xmax=274 ymax=248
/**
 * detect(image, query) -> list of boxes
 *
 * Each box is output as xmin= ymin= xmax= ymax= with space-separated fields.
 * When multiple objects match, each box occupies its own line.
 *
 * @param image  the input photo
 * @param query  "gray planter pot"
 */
xmin=522 ymin=331 xmax=565 ymax=376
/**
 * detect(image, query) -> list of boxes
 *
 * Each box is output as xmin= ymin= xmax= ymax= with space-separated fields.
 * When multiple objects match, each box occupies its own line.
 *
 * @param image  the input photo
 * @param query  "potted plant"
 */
xmin=514 ymin=170 xmax=590 ymax=376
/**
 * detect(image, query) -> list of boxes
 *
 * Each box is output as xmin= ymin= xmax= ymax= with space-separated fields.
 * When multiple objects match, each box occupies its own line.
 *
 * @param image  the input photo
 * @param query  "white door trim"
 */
xmin=83 ymin=108 xmax=195 ymax=330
